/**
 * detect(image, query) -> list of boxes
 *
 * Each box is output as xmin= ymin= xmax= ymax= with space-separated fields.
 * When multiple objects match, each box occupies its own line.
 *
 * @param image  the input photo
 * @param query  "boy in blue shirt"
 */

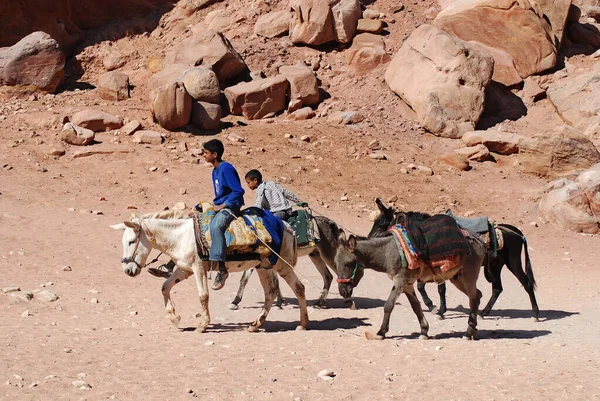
xmin=147 ymin=139 xmax=244 ymax=286
xmin=202 ymin=139 xmax=245 ymax=290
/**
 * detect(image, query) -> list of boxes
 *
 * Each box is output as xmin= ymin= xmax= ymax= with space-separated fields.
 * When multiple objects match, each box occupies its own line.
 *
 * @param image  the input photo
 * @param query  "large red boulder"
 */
xmin=0 ymin=31 xmax=65 ymax=93
xmin=224 ymin=76 xmax=289 ymax=120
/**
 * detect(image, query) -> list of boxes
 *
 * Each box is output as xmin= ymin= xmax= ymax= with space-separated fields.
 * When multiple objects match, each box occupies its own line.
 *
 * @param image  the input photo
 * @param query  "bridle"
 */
xmin=120 ymin=221 xmax=160 ymax=270
xmin=336 ymin=262 xmax=361 ymax=285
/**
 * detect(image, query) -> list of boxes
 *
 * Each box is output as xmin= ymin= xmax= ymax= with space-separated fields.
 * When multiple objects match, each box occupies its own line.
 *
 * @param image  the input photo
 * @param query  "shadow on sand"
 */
xmin=179 ymin=317 xmax=370 ymax=333
xmin=450 ymin=305 xmax=578 ymax=322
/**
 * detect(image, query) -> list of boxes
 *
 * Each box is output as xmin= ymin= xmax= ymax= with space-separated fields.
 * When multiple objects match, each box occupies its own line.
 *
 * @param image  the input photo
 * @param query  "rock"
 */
xmin=346 ymin=33 xmax=391 ymax=76
xmin=535 ymin=0 xmax=572 ymax=47
xmin=21 ymin=310 xmax=31 ymax=317
xmin=522 ymin=76 xmax=546 ymax=106
xmin=103 ymin=53 xmax=127 ymax=71
xmin=519 ymin=125 xmax=600 ymax=178
xmin=224 ymin=75 xmax=289 ymax=120
xmin=278 ymin=64 xmax=319 ymax=106
xmin=547 ymin=63 xmax=600 ymax=137
xmin=72 ymin=380 xmax=91 ymax=389
xmin=462 ymin=129 xmax=521 ymax=155
xmin=455 ymin=144 xmax=491 ymax=162
xmin=121 ymin=120 xmax=142 ymax=136
xmin=438 ymin=153 xmax=471 ymax=170
xmin=327 ymin=110 xmax=365 ymax=124
xmin=97 ymin=71 xmax=129 ymax=101
xmin=357 ymin=18 xmax=384 ymax=34
xmin=165 ymin=30 xmax=247 ymax=82
xmin=539 ymin=163 xmax=600 ymax=233
xmin=288 ymin=107 xmax=316 ymax=120
xmin=62 ymin=265 xmax=72 ymax=271
xmin=133 ymin=130 xmax=163 ymax=145
xmin=190 ymin=101 xmax=222 ymax=130
xmin=72 ymin=145 xmax=135 ymax=158
xmin=90 ymin=298 xmax=99 ymax=304
xmin=287 ymin=98 xmax=303 ymax=113
xmin=567 ymin=21 xmax=600 ymax=47
xmin=147 ymin=64 xmax=188 ymax=92
xmin=2 ymin=287 xmax=20 ymax=293
xmin=150 ymin=81 xmax=192 ymax=131
xmin=181 ymin=67 xmax=220 ymax=104
xmin=385 ymin=25 xmax=493 ymax=138
xmin=369 ymin=153 xmax=387 ymax=160
xmin=406 ymin=163 xmax=435 ymax=175
xmin=289 ymin=0 xmax=361 ymax=45
xmin=0 ymin=32 xmax=65 ymax=93
xmin=71 ymin=109 xmax=124 ymax=132
xmin=61 ymin=123 xmax=95 ymax=146
xmin=317 ymin=369 xmax=335 ymax=379
xmin=46 ymin=146 xmax=66 ymax=156
xmin=173 ymin=202 xmax=187 ymax=210
xmin=254 ymin=10 xmax=291 ymax=38
xmin=433 ymin=0 xmax=560 ymax=85
xmin=227 ymin=133 xmax=244 ymax=142
xmin=36 ymin=289 xmax=59 ymax=302
xmin=363 ymin=9 xmax=381 ymax=19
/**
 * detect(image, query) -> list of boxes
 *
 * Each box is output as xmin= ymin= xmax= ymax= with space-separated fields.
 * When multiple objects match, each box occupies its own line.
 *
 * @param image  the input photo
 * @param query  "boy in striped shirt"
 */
xmin=245 ymin=169 xmax=300 ymax=221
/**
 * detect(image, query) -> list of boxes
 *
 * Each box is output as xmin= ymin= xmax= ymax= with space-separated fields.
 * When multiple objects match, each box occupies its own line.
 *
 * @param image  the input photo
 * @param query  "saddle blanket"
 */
xmin=193 ymin=202 xmax=284 ymax=265
xmin=400 ymin=214 xmax=470 ymax=262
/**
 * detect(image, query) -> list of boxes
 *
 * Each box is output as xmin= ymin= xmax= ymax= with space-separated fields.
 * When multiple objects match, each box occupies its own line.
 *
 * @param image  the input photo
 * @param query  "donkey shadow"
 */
xmin=451 ymin=305 xmax=578 ymax=322
xmin=181 ymin=317 xmax=370 ymax=333
xmin=241 ymin=296 xmax=386 ymax=310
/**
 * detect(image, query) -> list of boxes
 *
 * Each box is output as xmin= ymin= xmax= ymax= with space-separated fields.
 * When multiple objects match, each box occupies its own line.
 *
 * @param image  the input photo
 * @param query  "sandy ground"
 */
xmin=1 ymin=111 xmax=600 ymax=401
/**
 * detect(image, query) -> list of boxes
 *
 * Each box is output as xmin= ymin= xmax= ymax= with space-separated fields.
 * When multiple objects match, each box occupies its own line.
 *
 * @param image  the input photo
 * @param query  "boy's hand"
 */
xmin=295 ymin=201 xmax=309 ymax=207
xmin=214 ymin=203 xmax=226 ymax=212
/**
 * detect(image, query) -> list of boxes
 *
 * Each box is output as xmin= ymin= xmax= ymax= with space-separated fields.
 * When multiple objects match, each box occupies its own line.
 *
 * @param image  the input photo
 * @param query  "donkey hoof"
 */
xmin=531 ymin=316 xmax=540 ymax=322
xmin=419 ymin=335 xmax=429 ymax=340
xmin=197 ymin=324 xmax=208 ymax=333
xmin=228 ymin=303 xmax=239 ymax=310
xmin=171 ymin=315 xmax=181 ymax=328
xmin=295 ymin=325 xmax=306 ymax=331
xmin=365 ymin=332 xmax=384 ymax=341
xmin=349 ymin=303 xmax=357 ymax=311
xmin=248 ymin=325 xmax=260 ymax=333
xmin=435 ymin=314 xmax=445 ymax=321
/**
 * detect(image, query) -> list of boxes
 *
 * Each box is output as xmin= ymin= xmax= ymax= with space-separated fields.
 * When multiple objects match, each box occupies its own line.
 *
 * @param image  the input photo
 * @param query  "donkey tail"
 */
xmin=522 ymin=236 xmax=536 ymax=291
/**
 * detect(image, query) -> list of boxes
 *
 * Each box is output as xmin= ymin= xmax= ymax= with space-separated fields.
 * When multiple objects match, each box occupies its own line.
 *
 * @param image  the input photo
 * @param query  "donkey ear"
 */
xmin=347 ymin=235 xmax=357 ymax=252
xmin=110 ymin=223 xmax=127 ymax=231
xmin=337 ymin=229 xmax=347 ymax=246
xmin=124 ymin=221 xmax=141 ymax=230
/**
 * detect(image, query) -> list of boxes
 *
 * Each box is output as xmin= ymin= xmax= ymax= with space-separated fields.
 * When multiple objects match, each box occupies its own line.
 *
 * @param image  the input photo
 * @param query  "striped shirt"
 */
xmin=255 ymin=181 xmax=300 ymax=212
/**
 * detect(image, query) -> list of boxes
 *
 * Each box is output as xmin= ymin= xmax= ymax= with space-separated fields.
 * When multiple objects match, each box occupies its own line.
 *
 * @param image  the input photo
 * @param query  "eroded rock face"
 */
xmin=278 ymin=64 xmax=319 ymax=106
xmin=224 ymin=76 xmax=289 ymax=120
xmin=190 ymin=101 xmax=222 ymax=130
xmin=71 ymin=109 xmax=124 ymax=132
xmin=181 ymin=67 xmax=220 ymax=104
xmin=0 ymin=32 xmax=65 ymax=93
xmin=97 ymin=71 xmax=130 ymax=101
xmin=518 ymin=125 xmax=600 ymax=178
xmin=384 ymin=24 xmax=494 ymax=138
xmin=547 ymin=63 xmax=600 ymax=137
xmin=289 ymin=0 xmax=361 ymax=45
xmin=433 ymin=0 xmax=559 ymax=85
xmin=539 ymin=163 xmax=600 ymax=233
xmin=345 ymin=33 xmax=391 ymax=76
xmin=0 ymin=0 xmax=178 ymax=50
xmin=254 ymin=10 xmax=291 ymax=38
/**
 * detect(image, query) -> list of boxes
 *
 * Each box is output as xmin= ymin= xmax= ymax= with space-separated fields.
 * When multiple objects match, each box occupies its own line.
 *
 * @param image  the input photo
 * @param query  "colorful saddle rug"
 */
xmin=193 ymin=202 xmax=284 ymax=265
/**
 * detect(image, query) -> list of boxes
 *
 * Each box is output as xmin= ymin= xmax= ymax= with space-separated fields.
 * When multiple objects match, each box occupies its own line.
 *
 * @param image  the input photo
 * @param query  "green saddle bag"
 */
xmin=287 ymin=209 xmax=314 ymax=247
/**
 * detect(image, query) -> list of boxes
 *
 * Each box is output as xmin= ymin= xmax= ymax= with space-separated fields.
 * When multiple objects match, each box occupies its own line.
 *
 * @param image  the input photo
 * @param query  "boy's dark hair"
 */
xmin=203 ymin=139 xmax=224 ymax=161
xmin=245 ymin=169 xmax=262 ymax=182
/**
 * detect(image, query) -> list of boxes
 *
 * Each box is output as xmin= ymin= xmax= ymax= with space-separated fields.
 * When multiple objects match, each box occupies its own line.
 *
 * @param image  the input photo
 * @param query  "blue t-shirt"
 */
xmin=212 ymin=161 xmax=245 ymax=210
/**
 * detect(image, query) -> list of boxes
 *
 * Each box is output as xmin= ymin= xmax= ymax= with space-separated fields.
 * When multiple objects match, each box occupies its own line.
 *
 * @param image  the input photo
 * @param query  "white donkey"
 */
xmin=110 ymin=211 xmax=309 ymax=333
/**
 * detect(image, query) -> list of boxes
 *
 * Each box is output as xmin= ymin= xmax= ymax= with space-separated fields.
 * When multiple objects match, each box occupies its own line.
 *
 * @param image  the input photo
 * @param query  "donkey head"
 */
xmin=334 ymin=229 xmax=365 ymax=299
xmin=367 ymin=198 xmax=395 ymax=238
xmin=110 ymin=217 xmax=153 ymax=277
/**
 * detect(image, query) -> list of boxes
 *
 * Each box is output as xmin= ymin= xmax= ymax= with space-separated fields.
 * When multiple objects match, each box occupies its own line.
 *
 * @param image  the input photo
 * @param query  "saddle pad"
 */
xmin=197 ymin=204 xmax=273 ymax=257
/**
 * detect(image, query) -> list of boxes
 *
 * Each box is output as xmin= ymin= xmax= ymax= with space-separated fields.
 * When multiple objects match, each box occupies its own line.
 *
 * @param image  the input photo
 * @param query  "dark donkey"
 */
xmin=230 ymin=215 xmax=364 ymax=310
xmin=335 ymin=215 xmax=487 ymax=340
xmin=368 ymin=198 xmax=539 ymax=320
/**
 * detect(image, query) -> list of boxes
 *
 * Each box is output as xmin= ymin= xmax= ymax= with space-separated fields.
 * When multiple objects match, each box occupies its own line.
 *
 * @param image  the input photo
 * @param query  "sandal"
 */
xmin=211 ymin=271 xmax=229 ymax=290
xmin=148 ymin=263 xmax=173 ymax=279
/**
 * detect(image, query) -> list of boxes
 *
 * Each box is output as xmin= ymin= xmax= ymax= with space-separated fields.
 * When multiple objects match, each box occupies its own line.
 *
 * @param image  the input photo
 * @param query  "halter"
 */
xmin=336 ymin=262 xmax=360 ymax=284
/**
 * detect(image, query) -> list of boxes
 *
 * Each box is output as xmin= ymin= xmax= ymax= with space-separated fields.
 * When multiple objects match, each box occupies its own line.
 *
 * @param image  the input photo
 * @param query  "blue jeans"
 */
xmin=209 ymin=209 xmax=236 ymax=262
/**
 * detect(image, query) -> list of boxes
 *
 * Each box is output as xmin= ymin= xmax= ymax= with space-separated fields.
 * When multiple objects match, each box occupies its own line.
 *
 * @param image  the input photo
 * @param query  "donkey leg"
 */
xmin=436 ymin=282 xmax=447 ymax=319
xmin=308 ymin=250 xmax=334 ymax=308
xmin=271 ymin=270 xmax=285 ymax=309
xmin=248 ymin=267 xmax=277 ymax=332
xmin=229 ymin=268 xmax=254 ymax=310
xmin=506 ymin=253 xmax=540 ymax=321
xmin=161 ymin=268 xmax=192 ymax=328
xmin=481 ymin=260 xmax=503 ymax=317
xmin=450 ymin=277 xmax=482 ymax=340
xmin=273 ymin=263 xmax=309 ymax=330
xmin=192 ymin=262 xmax=211 ymax=333
xmin=417 ymin=281 xmax=435 ymax=312
xmin=366 ymin=276 xmax=405 ymax=341
xmin=404 ymin=284 xmax=429 ymax=339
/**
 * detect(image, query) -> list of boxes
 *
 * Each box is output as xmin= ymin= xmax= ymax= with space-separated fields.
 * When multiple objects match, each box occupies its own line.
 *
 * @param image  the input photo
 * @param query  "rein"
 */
xmin=120 ymin=220 xmax=162 ymax=269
